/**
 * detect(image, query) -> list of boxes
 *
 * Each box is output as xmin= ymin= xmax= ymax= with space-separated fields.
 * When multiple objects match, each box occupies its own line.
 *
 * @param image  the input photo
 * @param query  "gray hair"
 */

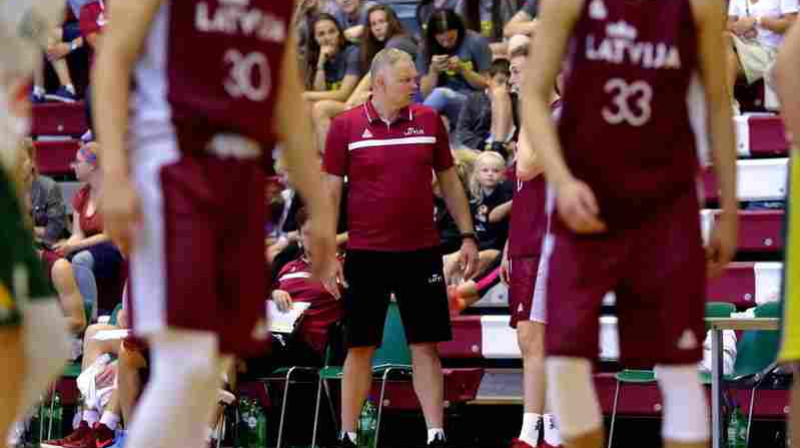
xmin=370 ymin=48 xmax=414 ymax=81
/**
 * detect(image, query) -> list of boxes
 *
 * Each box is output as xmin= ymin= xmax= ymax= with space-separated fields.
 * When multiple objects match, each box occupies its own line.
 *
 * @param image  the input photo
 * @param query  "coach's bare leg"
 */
xmin=341 ymin=346 xmax=376 ymax=434
xmin=0 ymin=327 xmax=25 ymax=448
xmin=410 ymin=343 xmax=445 ymax=429
xmin=518 ymin=321 xmax=546 ymax=414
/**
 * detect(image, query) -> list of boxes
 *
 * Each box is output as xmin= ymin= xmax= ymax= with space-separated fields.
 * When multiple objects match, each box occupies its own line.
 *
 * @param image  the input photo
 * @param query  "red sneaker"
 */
xmin=92 ymin=423 xmax=115 ymax=448
xmin=41 ymin=421 xmax=91 ymax=448
xmin=509 ymin=438 xmax=537 ymax=448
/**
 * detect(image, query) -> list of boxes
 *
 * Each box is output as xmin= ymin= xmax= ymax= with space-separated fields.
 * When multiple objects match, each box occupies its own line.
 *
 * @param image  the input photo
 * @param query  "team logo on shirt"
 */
xmin=585 ymin=20 xmax=682 ymax=70
xmin=428 ymin=273 xmax=444 ymax=285
xmin=195 ymin=0 xmax=287 ymax=42
xmin=589 ymin=0 xmax=608 ymax=20
xmin=362 ymin=128 xmax=374 ymax=139
xmin=404 ymin=127 xmax=424 ymax=136
xmin=676 ymin=329 xmax=698 ymax=350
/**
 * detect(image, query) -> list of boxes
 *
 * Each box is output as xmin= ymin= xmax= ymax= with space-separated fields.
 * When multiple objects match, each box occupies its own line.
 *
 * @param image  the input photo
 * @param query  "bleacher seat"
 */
xmin=734 ymin=114 xmax=789 ymax=157
xmin=703 ymin=158 xmax=789 ymax=203
xmin=31 ymin=102 xmax=87 ymax=137
xmin=701 ymin=209 xmax=785 ymax=252
xmin=35 ymin=140 xmax=79 ymax=177
xmin=706 ymin=262 xmax=783 ymax=308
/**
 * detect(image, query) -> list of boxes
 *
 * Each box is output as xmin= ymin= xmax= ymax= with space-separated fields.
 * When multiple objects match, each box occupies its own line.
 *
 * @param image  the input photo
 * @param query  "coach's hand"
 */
xmin=459 ymin=237 xmax=480 ymax=280
xmin=310 ymin=221 xmax=346 ymax=299
xmin=706 ymin=211 xmax=738 ymax=279
xmin=556 ymin=178 xmax=607 ymax=234
xmin=101 ymin=176 xmax=142 ymax=255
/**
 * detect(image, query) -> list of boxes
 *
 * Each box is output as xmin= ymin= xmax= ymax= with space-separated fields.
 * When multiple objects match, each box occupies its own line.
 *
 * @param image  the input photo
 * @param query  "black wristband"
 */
xmin=460 ymin=232 xmax=478 ymax=244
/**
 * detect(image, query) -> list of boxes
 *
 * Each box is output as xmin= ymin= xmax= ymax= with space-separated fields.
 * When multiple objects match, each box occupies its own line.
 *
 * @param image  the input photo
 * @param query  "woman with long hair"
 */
xmin=418 ymin=9 xmax=492 ymax=128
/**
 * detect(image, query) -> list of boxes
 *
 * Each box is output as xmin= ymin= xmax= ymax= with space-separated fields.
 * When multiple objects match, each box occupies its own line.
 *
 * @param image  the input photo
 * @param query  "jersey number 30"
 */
xmin=223 ymin=49 xmax=272 ymax=102
xmin=601 ymin=78 xmax=652 ymax=127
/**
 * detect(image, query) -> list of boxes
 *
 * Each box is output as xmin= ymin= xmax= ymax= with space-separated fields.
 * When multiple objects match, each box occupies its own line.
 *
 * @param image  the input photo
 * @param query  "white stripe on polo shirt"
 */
xmin=348 ymin=136 xmax=437 ymax=151
xmin=279 ymin=272 xmax=313 ymax=281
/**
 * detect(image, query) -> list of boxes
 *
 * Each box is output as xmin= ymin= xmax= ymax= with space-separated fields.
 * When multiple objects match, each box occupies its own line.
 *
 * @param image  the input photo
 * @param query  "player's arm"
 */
xmin=93 ymin=0 xmax=160 ymax=181
xmin=519 ymin=0 xmax=580 ymax=190
xmin=775 ymin=21 xmax=800 ymax=146
xmin=692 ymin=0 xmax=738 ymax=276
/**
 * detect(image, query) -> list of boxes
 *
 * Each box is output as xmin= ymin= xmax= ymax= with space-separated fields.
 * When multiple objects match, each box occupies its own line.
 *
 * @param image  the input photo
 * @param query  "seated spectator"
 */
xmin=443 ymin=151 xmax=512 ymax=283
xmin=462 ymin=0 xmax=520 ymax=57
xmin=503 ymin=0 xmax=538 ymax=38
xmin=434 ymin=149 xmax=478 ymax=255
xmin=45 ymin=142 xmax=123 ymax=323
xmin=303 ymin=13 xmax=366 ymax=151
xmin=31 ymin=5 xmax=83 ymax=103
xmin=455 ymin=59 xmax=514 ymax=156
xmin=330 ymin=0 xmax=378 ymax=43
xmin=294 ymin=0 xmax=339 ymax=65
xmin=244 ymin=208 xmax=345 ymax=378
xmin=727 ymin=0 xmax=797 ymax=111
xmin=418 ymin=9 xmax=491 ymax=128
xmin=417 ymin=0 xmax=464 ymax=34
xmin=18 ymin=137 xmax=68 ymax=245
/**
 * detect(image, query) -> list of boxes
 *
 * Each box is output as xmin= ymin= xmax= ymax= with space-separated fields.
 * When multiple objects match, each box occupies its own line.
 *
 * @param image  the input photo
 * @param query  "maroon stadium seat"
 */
xmin=31 ymin=102 xmax=87 ymax=137
xmin=35 ymin=140 xmax=80 ymax=176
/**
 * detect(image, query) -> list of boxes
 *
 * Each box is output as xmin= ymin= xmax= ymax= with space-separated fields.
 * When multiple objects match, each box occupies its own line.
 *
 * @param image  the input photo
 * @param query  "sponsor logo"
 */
xmin=589 ymin=0 xmax=608 ymax=20
xmin=362 ymin=128 xmax=373 ymax=139
xmin=428 ymin=274 xmax=443 ymax=285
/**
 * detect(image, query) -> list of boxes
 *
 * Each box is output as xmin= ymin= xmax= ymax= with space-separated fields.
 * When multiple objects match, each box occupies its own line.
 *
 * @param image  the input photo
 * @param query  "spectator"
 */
xmin=18 ymin=137 xmax=68 ymax=244
xmin=49 ymin=142 xmax=123 ymax=318
xmin=303 ymin=13 xmax=366 ymax=151
xmin=31 ymin=21 xmax=81 ymax=103
xmin=294 ymin=0 xmax=339 ymax=65
xmin=460 ymin=0 xmax=520 ymax=57
xmin=418 ymin=9 xmax=492 ymax=128
xmin=455 ymin=59 xmax=514 ymax=155
xmin=331 ymin=0 xmax=379 ymax=43
xmin=443 ymin=151 xmax=512 ymax=283
xmin=360 ymin=5 xmax=419 ymax=75
xmin=503 ymin=0 xmax=538 ymax=38
xmin=416 ymin=0 xmax=466 ymax=35
xmin=727 ymin=0 xmax=797 ymax=110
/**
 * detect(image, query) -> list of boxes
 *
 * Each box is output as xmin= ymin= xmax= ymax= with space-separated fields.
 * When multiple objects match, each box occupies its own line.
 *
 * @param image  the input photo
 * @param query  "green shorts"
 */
xmin=0 ymin=168 xmax=53 ymax=327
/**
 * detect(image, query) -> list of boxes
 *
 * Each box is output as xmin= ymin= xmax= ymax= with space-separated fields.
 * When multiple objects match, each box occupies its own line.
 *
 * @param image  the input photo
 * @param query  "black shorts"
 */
xmin=343 ymin=248 xmax=452 ymax=347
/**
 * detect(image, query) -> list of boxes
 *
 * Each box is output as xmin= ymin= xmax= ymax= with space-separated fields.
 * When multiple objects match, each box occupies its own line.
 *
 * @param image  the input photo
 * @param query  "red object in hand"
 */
xmin=447 ymin=285 xmax=466 ymax=316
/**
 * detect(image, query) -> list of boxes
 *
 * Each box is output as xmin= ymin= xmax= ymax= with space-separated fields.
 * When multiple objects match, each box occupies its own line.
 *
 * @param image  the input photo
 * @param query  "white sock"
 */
xmin=427 ymin=428 xmax=445 ymax=444
xmin=83 ymin=410 xmax=99 ymax=426
xmin=340 ymin=431 xmax=357 ymax=443
xmin=65 ymin=84 xmax=75 ymax=94
xmin=99 ymin=412 xmax=120 ymax=430
xmin=33 ymin=86 xmax=45 ymax=95
xmin=543 ymin=414 xmax=562 ymax=446
xmin=519 ymin=412 xmax=541 ymax=446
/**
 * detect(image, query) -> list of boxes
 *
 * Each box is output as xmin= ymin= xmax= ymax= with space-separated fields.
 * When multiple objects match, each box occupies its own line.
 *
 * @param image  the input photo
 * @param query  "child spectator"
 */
xmin=418 ymin=9 xmax=492 ymax=129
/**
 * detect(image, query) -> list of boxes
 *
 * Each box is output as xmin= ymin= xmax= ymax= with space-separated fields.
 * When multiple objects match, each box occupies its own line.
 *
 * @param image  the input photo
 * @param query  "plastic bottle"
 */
xmin=357 ymin=399 xmax=377 ymax=448
xmin=237 ymin=397 xmax=254 ymax=448
xmin=49 ymin=392 xmax=63 ymax=440
xmin=726 ymin=404 xmax=747 ymax=448
xmin=253 ymin=401 xmax=268 ymax=448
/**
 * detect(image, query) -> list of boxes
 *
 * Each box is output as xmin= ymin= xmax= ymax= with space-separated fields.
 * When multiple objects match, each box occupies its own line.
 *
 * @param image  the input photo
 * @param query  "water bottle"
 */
xmin=48 ymin=392 xmax=63 ymax=440
xmin=237 ymin=398 xmax=254 ymax=448
xmin=253 ymin=401 xmax=268 ymax=448
xmin=726 ymin=404 xmax=747 ymax=448
xmin=29 ymin=403 xmax=42 ymax=444
xmin=357 ymin=399 xmax=377 ymax=448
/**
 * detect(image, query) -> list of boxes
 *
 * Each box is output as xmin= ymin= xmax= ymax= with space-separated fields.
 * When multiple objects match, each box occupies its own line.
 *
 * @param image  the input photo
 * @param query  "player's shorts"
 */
xmin=544 ymin=186 xmax=705 ymax=366
xmin=508 ymin=253 xmax=548 ymax=328
xmin=0 ymin=169 xmax=53 ymax=327
xmin=779 ymin=153 xmax=800 ymax=363
xmin=128 ymin=135 xmax=268 ymax=357
xmin=343 ymin=248 xmax=452 ymax=347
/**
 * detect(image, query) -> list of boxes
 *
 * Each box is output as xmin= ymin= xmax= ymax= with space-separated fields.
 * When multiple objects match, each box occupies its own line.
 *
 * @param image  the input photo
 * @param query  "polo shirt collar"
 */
xmin=363 ymin=97 xmax=413 ymax=125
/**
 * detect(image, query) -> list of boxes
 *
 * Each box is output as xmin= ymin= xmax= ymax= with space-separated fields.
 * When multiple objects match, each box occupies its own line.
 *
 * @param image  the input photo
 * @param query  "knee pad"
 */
xmin=21 ymin=300 xmax=70 ymax=411
xmin=654 ymin=364 xmax=709 ymax=442
xmin=545 ymin=357 xmax=602 ymax=440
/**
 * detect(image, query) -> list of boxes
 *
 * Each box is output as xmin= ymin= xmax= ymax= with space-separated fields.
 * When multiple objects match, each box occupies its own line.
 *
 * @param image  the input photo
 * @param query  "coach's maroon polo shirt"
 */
xmin=324 ymin=99 xmax=454 ymax=251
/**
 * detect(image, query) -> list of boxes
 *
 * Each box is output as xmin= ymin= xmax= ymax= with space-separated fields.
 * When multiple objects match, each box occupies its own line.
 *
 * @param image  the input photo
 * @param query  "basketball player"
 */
xmin=91 ymin=1 xmax=339 ymax=448
xmin=774 ymin=22 xmax=800 ymax=446
xmin=503 ymin=42 xmax=561 ymax=448
xmin=0 ymin=2 xmax=71 ymax=447
xmin=520 ymin=0 xmax=738 ymax=447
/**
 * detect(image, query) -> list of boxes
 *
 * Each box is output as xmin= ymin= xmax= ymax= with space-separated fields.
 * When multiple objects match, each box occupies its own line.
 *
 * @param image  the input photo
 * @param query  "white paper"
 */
xmin=267 ymin=301 xmax=310 ymax=334
xmin=92 ymin=329 xmax=131 ymax=341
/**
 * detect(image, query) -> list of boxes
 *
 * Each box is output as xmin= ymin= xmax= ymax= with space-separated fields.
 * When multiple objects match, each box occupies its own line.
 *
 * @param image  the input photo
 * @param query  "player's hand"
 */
xmin=735 ymin=17 xmax=757 ymax=35
xmin=555 ymin=178 xmax=607 ymax=234
xmin=95 ymin=362 xmax=117 ymax=389
xmin=309 ymin=221 xmax=346 ymax=299
xmin=706 ymin=211 xmax=738 ymax=279
xmin=271 ymin=290 xmax=294 ymax=312
xmin=458 ymin=238 xmax=480 ymax=280
xmin=500 ymin=249 xmax=510 ymax=285
xmin=101 ymin=175 xmax=142 ymax=255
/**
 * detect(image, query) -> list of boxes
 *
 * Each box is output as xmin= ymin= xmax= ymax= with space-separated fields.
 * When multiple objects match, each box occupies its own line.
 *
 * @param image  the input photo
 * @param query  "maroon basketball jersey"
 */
xmin=507 ymin=167 xmax=549 ymax=258
xmin=557 ymin=0 xmax=700 ymax=227
xmin=166 ymin=0 xmax=292 ymax=154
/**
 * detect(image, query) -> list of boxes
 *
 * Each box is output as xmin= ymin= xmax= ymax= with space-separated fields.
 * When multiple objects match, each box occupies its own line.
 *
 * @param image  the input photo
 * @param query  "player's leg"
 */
xmin=517 ymin=321 xmax=546 ymax=445
xmin=339 ymin=250 xmax=391 ymax=445
xmin=124 ymin=329 xmax=221 ymax=448
xmin=395 ymin=248 xmax=453 ymax=445
xmin=0 ymin=326 xmax=25 ymax=448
